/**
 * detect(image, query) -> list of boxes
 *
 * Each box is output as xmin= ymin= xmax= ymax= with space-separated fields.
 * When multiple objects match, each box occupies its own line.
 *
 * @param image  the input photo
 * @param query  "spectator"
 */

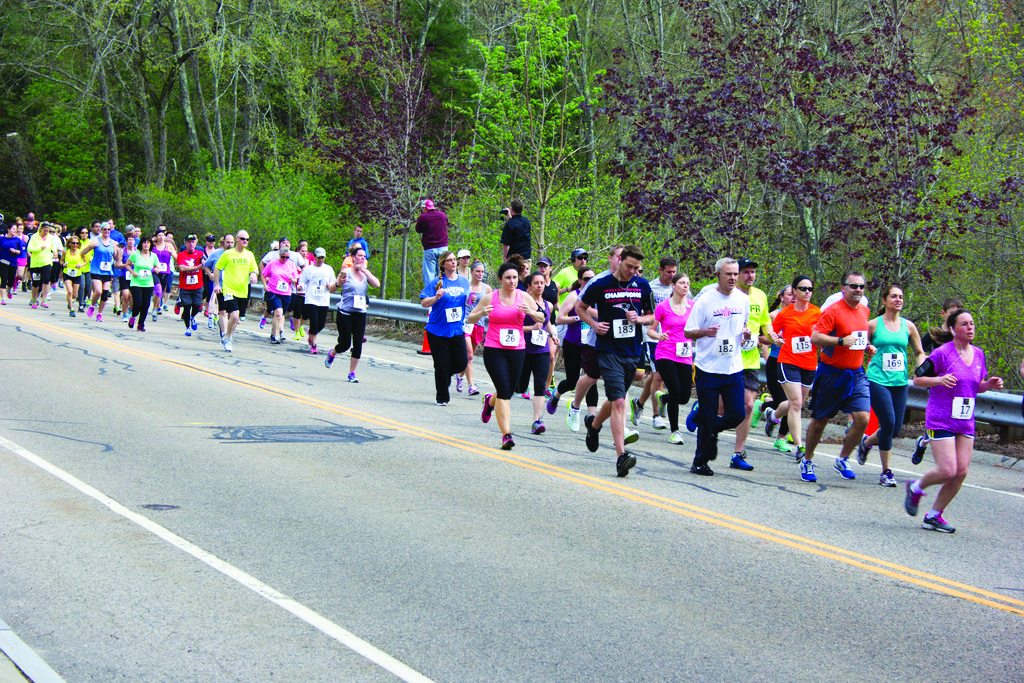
xmin=346 ymin=225 xmax=370 ymax=258
xmin=501 ymin=198 xmax=532 ymax=260
xmin=415 ymin=199 xmax=449 ymax=287
xmin=554 ymin=248 xmax=588 ymax=301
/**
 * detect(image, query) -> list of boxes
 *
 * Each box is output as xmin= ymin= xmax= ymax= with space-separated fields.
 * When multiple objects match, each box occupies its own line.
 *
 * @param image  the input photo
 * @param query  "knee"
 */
xmin=743 ymin=393 xmax=755 ymax=411
xmin=612 ymin=397 xmax=627 ymax=412
xmin=851 ymin=412 xmax=870 ymax=428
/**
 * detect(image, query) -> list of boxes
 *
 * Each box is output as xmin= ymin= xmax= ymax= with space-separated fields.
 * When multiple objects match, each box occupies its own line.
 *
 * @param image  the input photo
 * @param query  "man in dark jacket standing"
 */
xmin=501 ymin=198 xmax=532 ymax=261
xmin=415 ymin=199 xmax=449 ymax=287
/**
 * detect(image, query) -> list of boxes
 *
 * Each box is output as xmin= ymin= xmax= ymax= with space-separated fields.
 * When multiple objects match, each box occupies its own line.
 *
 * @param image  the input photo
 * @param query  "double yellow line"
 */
xmin=5 ymin=310 xmax=1023 ymax=617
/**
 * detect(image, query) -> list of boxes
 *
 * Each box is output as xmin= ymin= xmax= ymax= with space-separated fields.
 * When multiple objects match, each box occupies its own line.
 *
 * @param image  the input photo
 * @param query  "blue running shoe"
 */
xmin=834 ymin=457 xmax=856 ymax=480
xmin=799 ymin=458 xmax=817 ymax=482
xmin=685 ymin=401 xmax=699 ymax=432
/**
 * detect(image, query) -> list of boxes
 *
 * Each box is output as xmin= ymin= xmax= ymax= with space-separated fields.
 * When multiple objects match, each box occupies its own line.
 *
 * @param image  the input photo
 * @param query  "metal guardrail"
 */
xmin=247 ymin=283 xmax=428 ymax=324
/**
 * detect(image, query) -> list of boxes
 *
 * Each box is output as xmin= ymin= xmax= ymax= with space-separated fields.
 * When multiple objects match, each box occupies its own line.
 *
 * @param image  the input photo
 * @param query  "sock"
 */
xmin=911 ymin=480 xmax=924 ymax=495
xmin=926 ymin=507 xmax=942 ymax=519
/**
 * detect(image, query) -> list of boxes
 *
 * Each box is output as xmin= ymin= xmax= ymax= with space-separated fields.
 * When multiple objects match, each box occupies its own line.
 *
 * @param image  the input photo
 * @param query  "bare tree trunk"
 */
xmin=170 ymin=0 xmax=201 ymax=159
xmin=97 ymin=61 xmax=124 ymax=218
xmin=239 ymin=0 xmax=258 ymax=170
xmin=4 ymin=133 xmax=40 ymax=212
xmin=400 ymin=230 xmax=409 ymax=299
xmin=380 ymin=229 xmax=390 ymax=298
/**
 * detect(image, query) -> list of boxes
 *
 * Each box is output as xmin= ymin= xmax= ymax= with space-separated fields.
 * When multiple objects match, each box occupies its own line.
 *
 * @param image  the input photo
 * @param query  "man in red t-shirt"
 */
xmin=799 ymin=271 xmax=876 ymax=483
xmin=176 ymin=233 xmax=206 ymax=337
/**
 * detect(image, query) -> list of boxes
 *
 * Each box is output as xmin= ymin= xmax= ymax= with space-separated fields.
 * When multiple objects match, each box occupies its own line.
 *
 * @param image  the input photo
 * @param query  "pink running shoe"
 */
xmin=96 ymin=313 xmax=103 ymax=322
xmin=40 ymin=301 xmax=48 ymax=309
xmin=310 ymin=344 xmax=318 ymax=354
xmin=87 ymin=305 xmax=95 ymax=318
xmin=481 ymin=394 xmax=495 ymax=423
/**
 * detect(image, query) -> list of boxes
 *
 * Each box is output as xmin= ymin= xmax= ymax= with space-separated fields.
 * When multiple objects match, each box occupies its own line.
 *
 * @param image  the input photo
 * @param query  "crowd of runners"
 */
xmin=3 ymin=214 xmax=1021 ymax=533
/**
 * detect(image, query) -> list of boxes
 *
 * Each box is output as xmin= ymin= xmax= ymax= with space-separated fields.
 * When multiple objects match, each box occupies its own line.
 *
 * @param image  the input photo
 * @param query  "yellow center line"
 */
xmin=5 ymin=310 xmax=1023 ymax=617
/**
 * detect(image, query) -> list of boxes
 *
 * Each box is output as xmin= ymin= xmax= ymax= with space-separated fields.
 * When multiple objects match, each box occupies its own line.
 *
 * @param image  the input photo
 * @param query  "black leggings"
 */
xmin=484 ymin=346 xmax=526 ymax=400
xmin=654 ymin=358 xmax=695 ymax=432
xmin=427 ymin=331 xmax=469 ymax=403
xmin=304 ymin=304 xmax=329 ymax=337
xmin=130 ymin=285 xmax=154 ymax=320
xmin=556 ymin=341 xmax=598 ymax=407
xmin=764 ymin=357 xmax=790 ymax=437
xmin=335 ymin=311 xmax=367 ymax=358
xmin=0 ymin=262 xmax=16 ymax=290
xmin=516 ymin=352 xmax=551 ymax=395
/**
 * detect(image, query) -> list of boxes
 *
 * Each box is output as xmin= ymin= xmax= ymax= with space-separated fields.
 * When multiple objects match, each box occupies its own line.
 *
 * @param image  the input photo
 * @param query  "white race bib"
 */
xmin=531 ymin=329 xmax=549 ymax=346
xmin=310 ymin=282 xmax=326 ymax=297
xmin=444 ymin=306 xmax=461 ymax=323
xmin=675 ymin=341 xmax=692 ymax=359
xmin=791 ymin=336 xmax=812 ymax=354
xmin=848 ymin=330 xmax=869 ymax=350
xmin=952 ymin=397 xmax=975 ymax=420
xmin=740 ymin=337 xmax=758 ymax=352
xmin=67 ymin=268 xmax=79 ymax=277
xmin=222 ymin=293 xmax=233 ymax=301
xmin=137 ymin=269 xmax=151 ymax=280
xmin=100 ymin=261 xmax=112 ymax=271
xmin=882 ymin=353 xmax=905 ymax=372
xmin=499 ymin=328 xmax=521 ymax=347
xmin=156 ymin=262 xmax=168 ymax=273
xmin=612 ymin=319 xmax=635 ymax=339
xmin=714 ymin=337 xmax=737 ymax=357
xmin=463 ymin=323 xmax=474 ymax=335
xmin=185 ymin=273 xmax=199 ymax=285
xmin=354 ymin=295 xmax=368 ymax=311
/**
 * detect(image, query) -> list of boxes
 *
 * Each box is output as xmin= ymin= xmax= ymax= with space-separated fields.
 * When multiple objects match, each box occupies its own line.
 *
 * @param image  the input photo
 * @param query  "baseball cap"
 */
xmin=205 ymin=233 xmax=216 ymax=242
xmin=571 ymin=248 xmax=588 ymax=260
xmin=457 ymin=249 xmax=471 ymax=258
xmin=185 ymin=233 xmax=198 ymax=241
xmin=314 ymin=247 xmax=326 ymax=257
xmin=537 ymin=256 xmax=553 ymax=266
xmin=423 ymin=199 xmax=435 ymax=210
xmin=737 ymin=258 xmax=758 ymax=271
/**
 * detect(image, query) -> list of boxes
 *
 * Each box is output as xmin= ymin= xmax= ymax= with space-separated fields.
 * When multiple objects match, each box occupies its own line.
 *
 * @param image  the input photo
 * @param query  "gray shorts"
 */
xmin=597 ymin=352 xmax=640 ymax=402
xmin=742 ymin=369 xmax=760 ymax=393
xmin=178 ymin=288 xmax=203 ymax=307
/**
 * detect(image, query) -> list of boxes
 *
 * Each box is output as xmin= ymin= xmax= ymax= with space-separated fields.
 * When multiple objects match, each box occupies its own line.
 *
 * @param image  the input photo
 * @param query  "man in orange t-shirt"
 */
xmin=799 ymin=271 xmax=876 ymax=483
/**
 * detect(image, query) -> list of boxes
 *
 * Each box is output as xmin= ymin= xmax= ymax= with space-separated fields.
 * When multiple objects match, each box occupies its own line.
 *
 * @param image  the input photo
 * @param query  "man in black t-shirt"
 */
xmin=500 ymin=198 xmax=532 ymax=260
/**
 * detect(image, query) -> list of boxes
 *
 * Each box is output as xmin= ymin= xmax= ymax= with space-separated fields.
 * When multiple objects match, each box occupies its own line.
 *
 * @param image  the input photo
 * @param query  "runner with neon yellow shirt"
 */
xmin=213 ymin=230 xmax=258 ymax=352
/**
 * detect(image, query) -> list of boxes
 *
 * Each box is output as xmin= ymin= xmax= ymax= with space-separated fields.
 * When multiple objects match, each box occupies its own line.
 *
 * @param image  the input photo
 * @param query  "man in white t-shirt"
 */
xmin=684 ymin=258 xmax=752 ymax=476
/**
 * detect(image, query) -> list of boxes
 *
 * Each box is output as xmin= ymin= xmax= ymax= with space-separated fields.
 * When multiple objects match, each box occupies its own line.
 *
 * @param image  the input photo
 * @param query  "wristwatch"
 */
xmin=837 ymin=337 xmax=845 ymax=347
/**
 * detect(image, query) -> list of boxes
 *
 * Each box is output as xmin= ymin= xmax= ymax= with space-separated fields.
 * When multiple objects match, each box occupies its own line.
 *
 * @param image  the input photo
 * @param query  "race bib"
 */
xmin=354 ymin=295 xmax=368 ymax=311
xmin=882 ymin=353 xmax=905 ymax=372
xmin=952 ymin=397 xmax=975 ymax=420
xmin=444 ymin=306 xmax=461 ymax=323
xmin=714 ymin=337 xmax=737 ymax=357
xmin=612 ymin=319 xmax=635 ymax=339
xmin=499 ymin=328 xmax=521 ymax=347
xmin=848 ymin=331 xmax=869 ymax=350
xmin=67 ymin=268 xmax=79 ymax=277
xmin=100 ymin=261 xmax=112 ymax=271
xmin=740 ymin=337 xmax=758 ymax=352
xmin=156 ymin=262 xmax=168 ymax=273
xmin=309 ymin=282 xmax=326 ymax=297
xmin=531 ymin=329 xmax=549 ymax=346
xmin=222 ymin=293 xmax=233 ymax=301
xmin=791 ymin=336 xmax=812 ymax=354
xmin=463 ymin=323 xmax=474 ymax=335
xmin=185 ymin=273 xmax=199 ymax=285
xmin=137 ymin=269 xmax=151 ymax=280
xmin=675 ymin=341 xmax=692 ymax=359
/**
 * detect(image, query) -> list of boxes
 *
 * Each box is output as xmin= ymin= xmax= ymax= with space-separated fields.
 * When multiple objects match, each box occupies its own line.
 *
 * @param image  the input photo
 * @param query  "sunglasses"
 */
xmin=237 ymin=237 xmax=249 ymax=241
xmin=844 ymin=283 xmax=866 ymax=289
xmin=796 ymin=286 xmax=813 ymax=292
xmin=582 ymin=276 xmax=592 ymax=282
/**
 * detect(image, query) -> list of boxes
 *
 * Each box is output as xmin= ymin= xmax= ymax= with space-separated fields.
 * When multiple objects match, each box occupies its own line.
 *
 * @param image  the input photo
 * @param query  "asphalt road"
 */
xmin=1 ymin=301 xmax=1022 ymax=682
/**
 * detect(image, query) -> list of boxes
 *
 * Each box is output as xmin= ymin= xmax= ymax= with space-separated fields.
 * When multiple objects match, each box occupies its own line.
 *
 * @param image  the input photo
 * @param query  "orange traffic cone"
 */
xmin=866 ymin=408 xmax=879 ymax=436
xmin=417 ymin=330 xmax=431 ymax=355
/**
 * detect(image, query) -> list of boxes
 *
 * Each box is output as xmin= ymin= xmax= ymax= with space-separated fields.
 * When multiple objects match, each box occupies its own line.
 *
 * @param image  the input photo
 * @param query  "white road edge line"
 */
xmin=0 ymin=434 xmax=435 ymax=683
xmin=0 ymin=617 xmax=65 ymax=683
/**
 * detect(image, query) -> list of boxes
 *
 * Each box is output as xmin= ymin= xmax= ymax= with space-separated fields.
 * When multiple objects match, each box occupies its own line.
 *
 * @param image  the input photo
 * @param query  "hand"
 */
xmin=939 ymin=373 xmax=958 ymax=388
xmin=658 ymin=332 xmax=669 ymax=342
xmin=626 ymin=310 xmax=638 ymax=323
xmin=866 ymin=344 xmax=877 ymax=357
xmin=517 ymin=303 xmax=531 ymax=315
xmin=480 ymin=305 xmax=494 ymax=317
xmin=742 ymin=326 xmax=752 ymax=340
xmin=983 ymin=376 xmax=1004 ymax=391
xmin=213 ymin=285 xmax=221 ymax=294
xmin=705 ymin=324 xmax=720 ymax=337
xmin=594 ymin=321 xmax=611 ymax=335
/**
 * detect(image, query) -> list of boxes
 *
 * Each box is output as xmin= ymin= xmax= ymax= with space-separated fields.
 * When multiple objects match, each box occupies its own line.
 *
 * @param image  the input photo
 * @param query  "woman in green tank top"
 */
xmin=858 ymin=285 xmax=926 ymax=486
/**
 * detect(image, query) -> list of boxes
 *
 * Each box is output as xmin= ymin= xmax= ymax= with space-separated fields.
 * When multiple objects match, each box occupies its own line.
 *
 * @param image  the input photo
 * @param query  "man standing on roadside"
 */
xmin=346 ymin=226 xmax=370 ymax=258
xmin=415 ymin=199 xmax=448 ymax=287
xmin=214 ymin=231 xmax=258 ymax=352
xmin=500 ymin=198 xmax=532 ymax=261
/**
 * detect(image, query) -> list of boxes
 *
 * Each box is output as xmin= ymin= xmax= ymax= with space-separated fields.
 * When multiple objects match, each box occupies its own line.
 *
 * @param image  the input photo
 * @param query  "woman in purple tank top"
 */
xmin=903 ymin=309 xmax=1003 ymax=533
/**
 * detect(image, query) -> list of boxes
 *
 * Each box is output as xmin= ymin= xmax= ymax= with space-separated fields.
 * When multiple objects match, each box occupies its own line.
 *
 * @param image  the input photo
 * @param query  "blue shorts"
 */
xmin=809 ymin=367 xmax=870 ymax=419
xmin=266 ymin=292 xmax=291 ymax=312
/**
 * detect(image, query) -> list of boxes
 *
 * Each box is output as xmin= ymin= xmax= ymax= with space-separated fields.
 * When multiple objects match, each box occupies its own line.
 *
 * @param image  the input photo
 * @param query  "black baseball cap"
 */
xmin=571 ymin=248 xmax=588 ymax=260
xmin=737 ymin=258 xmax=758 ymax=271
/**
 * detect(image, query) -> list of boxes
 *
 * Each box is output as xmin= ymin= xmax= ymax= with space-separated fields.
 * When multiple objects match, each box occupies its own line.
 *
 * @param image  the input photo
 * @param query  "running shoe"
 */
xmin=310 ymin=344 xmax=318 ymax=355
xmin=879 ymin=470 xmax=896 ymax=487
xmin=786 ymin=433 xmax=795 ymax=444
xmin=185 ymin=328 xmax=192 ymax=337
xmin=96 ymin=313 xmax=103 ymax=322
xmin=435 ymin=401 xmax=448 ymax=406
xmin=122 ymin=313 xmax=128 ymax=323
xmin=78 ymin=302 xmax=85 ymax=312
xmin=157 ymin=308 xmax=163 ymax=316
xmin=190 ymin=317 xmax=197 ymax=331
xmin=629 ymin=398 xmax=643 ymax=426
xmin=794 ymin=445 xmax=806 ymax=462
xmin=174 ymin=301 xmax=181 ymax=315
xmin=764 ymin=407 xmax=778 ymax=437
xmin=467 ymin=385 xmax=480 ymax=396
xmin=348 ymin=372 xmax=358 ymax=383
xmin=481 ymin=394 xmax=495 ymax=423
xmin=40 ymin=301 xmax=48 ymax=309
xmin=856 ymin=435 xmax=872 ymax=466
xmin=921 ymin=514 xmax=955 ymax=533
xmin=520 ymin=392 xmax=531 ymax=400
xmin=325 ymin=351 xmax=336 ymax=369
xmin=833 ymin=457 xmax=856 ymax=480
xmin=501 ymin=433 xmax=515 ymax=450
xmin=297 ymin=325 xmax=305 ymax=338
xmin=773 ymin=437 xmax=793 ymax=453
xmin=750 ymin=399 xmax=763 ymax=428
xmin=904 ymin=481 xmax=924 ymax=516
xmin=624 ymin=429 xmax=640 ymax=445
xmin=912 ymin=436 xmax=927 ymax=465
xmin=0 ymin=299 xmax=5 ymax=306
xmin=138 ymin=321 xmax=145 ymax=332
xmin=45 ymin=291 xmax=52 ymax=301
xmin=655 ymin=390 xmax=668 ymax=418
xmin=616 ymin=451 xmax=637 ymax=477
xmin=685 ymin=401 xmax=699 ymax=432
xmin=151 ymin=312 xmax=157 ymax=322
xmin=270 ymin=335 xmax=280 ymax=344
xmin=669 ymin=431 xmax=684 ymax=445
xmin=546 ymin=392 xmax=559 ymax=415
xmin=690 ymin=462 xmax=714 ymax=476
xmin=566 ymin=403 xmax=581 ymax=432
xmin=207 ymin=317 xmax=214 ymax=330
xmin=544 ymin=386 xmax=554 ymax=399
xmin=799 ymin=458 xmax=817 ymax=482
xmin=584 ymin=414 xmax=600 ymax=452
xmin=162 ymin=303 xmax=169 ymax=312
xmin=456 ymin=376 xmax=465 ymax=393
xmin=239 ymin=315 xmax=246 ymax=321
xmin=730 ymin=452 xmax=754 ymax=471
xmin=30 ymin=300 xmax=37 ymax=309
xmin=530 ymin=420 xmax=546 ymax=435
xmin=289 ymin=317 xmax=295 ymax=331
xmin=293 ymin=329 xmax=303 ymax=341
xmin=68 ymin=309 xmax=74 ymax=317
xmin=652 ymin=415 xmax=667 ymax=430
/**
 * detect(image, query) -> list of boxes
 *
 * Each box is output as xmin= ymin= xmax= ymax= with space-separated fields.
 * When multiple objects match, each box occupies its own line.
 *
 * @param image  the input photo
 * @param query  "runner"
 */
xmin=903 ymin=309 xmax=1003 ymax=532
xmin=765 ymin=276 xmax=822 ymax=461
xmin=515 ymin=272 xmax=560 ymax=434
xmin=47 ymin=224 xmax=64 ymax=303
xmin=27 ymin=222 xmax=59 ymax=309
xmin=150 ymin=231 xmax=176 ymax=317
xmin=116 ymin=235 xmax=137 ymax=322
xmin=546 ymin=267 xmax=600 ymax=419
xmin=921 ymin=298 xmax=963 ymax=353
xmin=175 ymin=234 xmax=206 ymax=337
xmin=325 ymin=245 xmax=379 ymax=381
xmin=203 ymin=234 xmax=231 ymax=328
xmin=647 ymin=272 xmax=695 ymax=443
xmin=260 ymin=247 xmax=301 ymax=344
xmin=80 ymin=222 xmax=120 ymax=322
xmin=456 ymin=249 xmax=472 ymax=280
xmin=466 ymin=261 xmax=546 ymax=448
xmin=554 ymin=248 xmax=589 ymax=300
xmin=534 ymin=256 xmax=560 ymax=395
xmin=299 ymin=247 xmax=335 ymax=354
xmin=15 ymin=221 xmax=29 ymax=294
xmin=577 ymin=245 xmax=655 ymax=476
xmin=61 ymin=234 xmax=86 ymax=316
xmin=630 ymin=257 xmax=677 ymax=432
xmin=684 ymin=258 xmax=752 ymax=476
xmin=419 ymin=250 xmax=471 ymax=404
xmin=201 ymin=234 xmax=218 ymax=316
xmin=800 ymin=272 xmax=874 ymax=482
xmin=0 ymin=223 xmax=23 ymax=303
xmin=456 ymin=260 xmax=490 ymax=396
xmin=213 ymin=231 xmax=259 ymax=352
xmin=755 ymin=284 xmax=795 ymax=451
xmin=857 ymin=285 xmax=927 ymax=485
xmin=124 ymin=236 xmax=158 ymax=331
xmin=289 ymin=240 xmax=310 ymax=340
